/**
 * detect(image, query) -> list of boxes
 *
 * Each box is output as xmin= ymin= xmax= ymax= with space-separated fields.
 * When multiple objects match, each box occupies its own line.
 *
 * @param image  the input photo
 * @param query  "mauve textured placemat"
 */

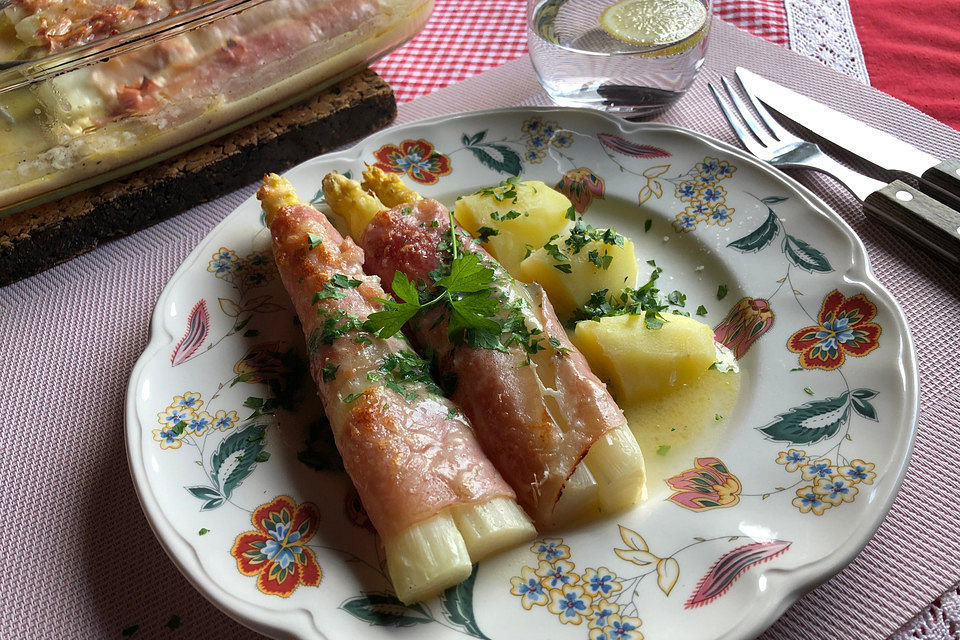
xmin=1 ymin=19 xmax=957 ymax=639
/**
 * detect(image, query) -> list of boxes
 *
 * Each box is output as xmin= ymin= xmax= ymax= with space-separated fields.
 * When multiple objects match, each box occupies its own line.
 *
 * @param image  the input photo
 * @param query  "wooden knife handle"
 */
xmin=862 ymin=179 xmax=960 ymax=264
xmin=920 ymin=158 xmax=960 ymax=210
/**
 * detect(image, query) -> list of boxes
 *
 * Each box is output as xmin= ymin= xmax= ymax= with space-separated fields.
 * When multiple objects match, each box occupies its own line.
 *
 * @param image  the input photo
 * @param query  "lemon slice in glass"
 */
xmin=600 ymin=0 xmax=708 ymax=47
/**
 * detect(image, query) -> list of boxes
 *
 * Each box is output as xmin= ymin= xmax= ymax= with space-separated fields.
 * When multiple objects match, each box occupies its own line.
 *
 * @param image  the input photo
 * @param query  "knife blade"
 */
xmin=735 ymin=67 xmax=960 ymax=210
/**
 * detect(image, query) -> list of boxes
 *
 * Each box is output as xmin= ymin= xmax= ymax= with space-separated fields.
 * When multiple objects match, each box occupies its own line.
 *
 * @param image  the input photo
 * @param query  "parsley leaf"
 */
xmin=667 ymin=290 xmax=686 ymax=307
xmin=364 ymin=212 xmax=500 ymax=349
xmin=588 ymin=249 xmax=613 ymax=270
xmin=696 ymin=304 xmax=708 ymax=316
xmin=477 ymin=226 xmax=499 ymax=242
xmin=364 ymin=272 xmax=422 ymax=338
xmin=554 ymin=263 xmax=573 ymax=273
xmin=321 ymin=364 xmax=339 ymax=382
xmin=313 ymin=273 xmax=362 ymax=301
xmin=717 ymin=284 xmax=729 ymax=300
xmin=565 ymin=205 xmax=577 ymax=221
xmin=307 ymin=232 xmax=322 ymax=249
xmin=568 ymin=264 xmax=676 ymax=330
xmin=491 ymin=209 xmax=524 ymax=221
xmin=434 ymin=251 xmax=496 ymax=293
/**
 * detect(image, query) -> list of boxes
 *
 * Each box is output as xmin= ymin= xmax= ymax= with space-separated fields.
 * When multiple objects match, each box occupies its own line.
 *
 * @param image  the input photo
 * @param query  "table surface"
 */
xmin=1 ymin=9 xmax=959 ymax=640
xmin=373 ymin=0 xmax=960 ymax=130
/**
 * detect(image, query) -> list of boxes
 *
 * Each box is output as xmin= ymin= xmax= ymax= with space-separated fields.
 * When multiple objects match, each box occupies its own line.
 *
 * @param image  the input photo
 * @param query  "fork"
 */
xmin=708 ymin=76 xmax=881 ymax=202
xmin=709 ymin=74 xmax=960 ymax=263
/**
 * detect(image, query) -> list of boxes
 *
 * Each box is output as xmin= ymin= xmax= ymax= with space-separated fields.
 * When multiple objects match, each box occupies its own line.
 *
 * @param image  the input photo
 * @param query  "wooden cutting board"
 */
xmin=0 ymin=68 xmax=396 ymax=287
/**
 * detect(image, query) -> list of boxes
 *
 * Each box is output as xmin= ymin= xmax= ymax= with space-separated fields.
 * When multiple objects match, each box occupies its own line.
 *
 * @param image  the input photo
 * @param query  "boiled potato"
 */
xmin=572 ymin=314 xmax=716 ymax=403
xmin=519 ymin=232 xmax=638 ymax=322
xmin=453 ymin=179 xmax=573 ymax=275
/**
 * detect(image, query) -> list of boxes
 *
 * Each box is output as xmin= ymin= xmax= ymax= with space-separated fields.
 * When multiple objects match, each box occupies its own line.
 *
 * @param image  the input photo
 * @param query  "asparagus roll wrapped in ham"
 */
xmin=256 ymin=174 xmax=534 ymax=603
xmin=333 ymin=177 xmax=645 ymax=528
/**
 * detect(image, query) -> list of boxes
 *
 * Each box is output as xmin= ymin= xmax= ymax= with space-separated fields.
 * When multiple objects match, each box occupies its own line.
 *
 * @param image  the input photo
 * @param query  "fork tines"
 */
xmin=709 ymin=73 xmax=802 ymax=156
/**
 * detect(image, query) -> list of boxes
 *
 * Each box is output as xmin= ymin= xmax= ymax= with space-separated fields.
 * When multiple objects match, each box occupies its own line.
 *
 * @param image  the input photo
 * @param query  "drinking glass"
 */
xmin=527 ymin=0 xmax=712 ymax=119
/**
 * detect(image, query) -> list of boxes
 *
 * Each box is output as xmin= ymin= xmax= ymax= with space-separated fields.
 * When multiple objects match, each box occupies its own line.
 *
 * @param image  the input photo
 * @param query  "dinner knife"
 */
xmin=735 ymin=67 xmax=960 ymax=211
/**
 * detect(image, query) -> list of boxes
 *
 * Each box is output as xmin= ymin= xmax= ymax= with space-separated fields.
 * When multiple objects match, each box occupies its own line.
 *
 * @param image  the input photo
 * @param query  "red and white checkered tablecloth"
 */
xmin=374 ymin=0 xmax=790 ymax=104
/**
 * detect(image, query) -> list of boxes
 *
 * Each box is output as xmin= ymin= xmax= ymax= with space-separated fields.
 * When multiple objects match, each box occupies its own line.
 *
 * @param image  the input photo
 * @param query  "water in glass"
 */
xmin=528 ymin=0 xmax=711 ymax=119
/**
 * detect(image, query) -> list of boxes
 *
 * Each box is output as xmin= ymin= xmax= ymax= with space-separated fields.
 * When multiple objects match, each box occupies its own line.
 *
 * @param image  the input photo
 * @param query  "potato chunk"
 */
xmin=519 ymin=232 xmax=638 ymax=322
xmin=453 ymin=180 xmax=573 ymax=275
xmin=572 ymin=314 xmax=716 ymax=402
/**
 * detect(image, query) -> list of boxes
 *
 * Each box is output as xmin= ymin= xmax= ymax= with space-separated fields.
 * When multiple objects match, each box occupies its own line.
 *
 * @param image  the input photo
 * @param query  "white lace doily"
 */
xmin=784 ymin=0 xmax=870 ymax=84
xmin=890 ymin=582 xmax=960 ymax=640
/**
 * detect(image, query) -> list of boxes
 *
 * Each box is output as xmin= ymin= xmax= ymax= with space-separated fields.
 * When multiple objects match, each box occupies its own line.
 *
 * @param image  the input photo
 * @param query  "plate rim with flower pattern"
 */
xmin=125 ymin=106 xmax=919 ymax=640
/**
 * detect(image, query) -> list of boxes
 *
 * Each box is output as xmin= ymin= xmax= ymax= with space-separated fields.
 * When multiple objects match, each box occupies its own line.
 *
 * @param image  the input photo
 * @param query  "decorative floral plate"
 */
xmin=126 ymin=107 xmax=918 ymax=640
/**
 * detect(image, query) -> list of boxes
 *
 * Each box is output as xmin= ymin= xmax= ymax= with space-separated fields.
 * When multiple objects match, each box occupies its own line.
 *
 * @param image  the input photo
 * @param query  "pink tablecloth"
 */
xmin=1 ymin=10 xmax=958 ymax=640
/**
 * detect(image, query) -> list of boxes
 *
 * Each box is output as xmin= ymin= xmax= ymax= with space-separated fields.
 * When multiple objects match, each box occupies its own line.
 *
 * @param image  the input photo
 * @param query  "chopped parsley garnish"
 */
xmin=312 ymin=273 xmax=362 ymax=302
xmin=656 ymin=445 xmax=671 ymax=456
xmin=644 ymin=218 xmax=652 ymax=233
xmin=542 ymin=236 xmax=568 ymax=262
xmin=255 ymin=451 xmax=270 ymax=462
xmin=364 ymin=213 xmax=563 ymax=361
xmin=696 ymin=304 xmax=708 ymax=316
xmin=321 ymin=363 xmax=339 ymax=382
xmin=667 ymin=290 xmax=686 ymax=307
xmin=553 ymin=263 xmax=573 ymax=273
xmin=524 ymin=243 xmax=533 ymax=259
xmin=804 ymin=386 xmax=814 ymax=395
xmin=307 ymin=232 xmax=322 ymax=249
xmin=542 ymin=220 xmax=626 ymax=273
xmin=717 ymin=284 xmax=729 ymax=300
xmin=491 ymin=209 xmax=525 ymax=221
xmin=568 ymin=262 xmax=673 ymax=330
xmin=308 ymin=310 xmax=365 ymax=350
xmin=715 ymin=414 xmax=723 ymax=421
xmin=447 ymin=407 xmax=457 ymax=419
xmin=565 ymin=205 xmax=577 ymax=221
xmin=343 ymin=392 xmax=363 ymax=403
xmin=475 ymin=176 xmax=522 ymax=203
xmin=429 ymin=220 xmax=440 ymax=227
xmin=198 ymin=528 xmax=210 ymax=536
xmin=364 ymin=213 xmax=502 ymax=350
xmin=477 ymin=226 xmax=500 ymax=242
xmin=588 ymin=249 xmax=613 ymax=271
xmin=367 ymin=349 xmax=444 ymax=401
xmin=547 ymin=336 xmax=571 ymax=355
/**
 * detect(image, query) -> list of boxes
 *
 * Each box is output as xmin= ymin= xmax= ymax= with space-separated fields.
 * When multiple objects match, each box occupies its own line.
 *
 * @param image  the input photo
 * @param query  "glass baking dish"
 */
xmin=0 ymin=0 xmax=431 ymax=213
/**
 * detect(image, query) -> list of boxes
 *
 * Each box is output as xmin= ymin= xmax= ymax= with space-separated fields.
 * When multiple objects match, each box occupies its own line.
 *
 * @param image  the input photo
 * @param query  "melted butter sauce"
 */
xmin=623 ymin=369 xmax=741 ymax=499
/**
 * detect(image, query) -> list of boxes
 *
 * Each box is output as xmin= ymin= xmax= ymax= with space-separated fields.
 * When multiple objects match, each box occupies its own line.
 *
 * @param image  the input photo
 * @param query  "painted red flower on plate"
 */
xmin=231 ymin=495 xmax=321 ymax=597
xmin=787 ymin=290 xmax=881 ymax=370
xmin=373 ymin=139 xmax=452 ymax=185
xmin=556 ymin=167 xmax=604 ymax=213
xmin=713 ymin=297 xmax=774 ymax=359
xmin=665 ymin=457 xmax=742 ymax=511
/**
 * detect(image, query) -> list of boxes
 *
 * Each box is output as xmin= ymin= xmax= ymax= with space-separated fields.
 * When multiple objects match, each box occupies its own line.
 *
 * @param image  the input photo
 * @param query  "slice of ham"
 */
xmin=360 ymin=198 xmax=627 ymax=526
xmin=270 ymin=201 xmax=515 ymax=540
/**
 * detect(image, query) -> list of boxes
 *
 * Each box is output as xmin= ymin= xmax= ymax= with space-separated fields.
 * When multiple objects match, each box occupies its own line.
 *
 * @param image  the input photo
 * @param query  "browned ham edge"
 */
xmin=360 ymin=198 xmax=628 ymax=527
xmin=268 ymin=200 xmax=516 ymax=540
